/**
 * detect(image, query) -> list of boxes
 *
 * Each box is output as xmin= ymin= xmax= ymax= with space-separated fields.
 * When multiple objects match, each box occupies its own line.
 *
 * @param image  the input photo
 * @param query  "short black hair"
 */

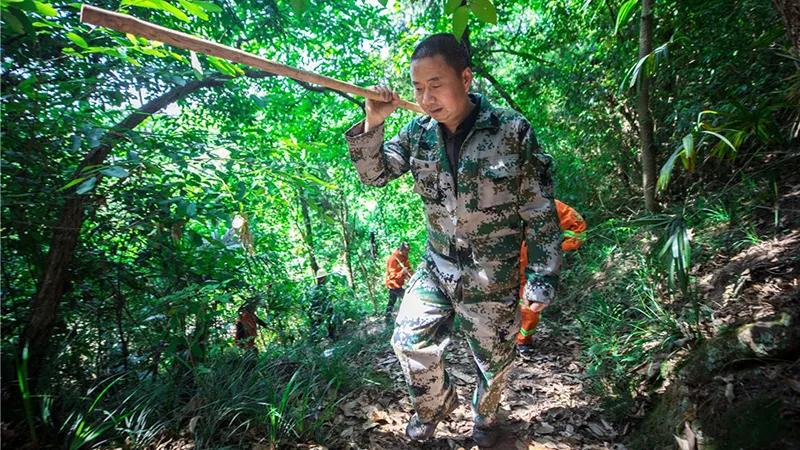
xmin=411 ymin=33 xmax=471 ymax=74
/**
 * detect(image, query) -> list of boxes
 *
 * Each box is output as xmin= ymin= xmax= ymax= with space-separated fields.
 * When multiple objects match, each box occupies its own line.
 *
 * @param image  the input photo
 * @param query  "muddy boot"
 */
xmin=405 ymin=414 xmax=439 ymax=441
xmin=405 ymin=390 xmax=458 ymax=441
xmin=472 ymin=423 xmax=499 ymax=447
xmin=516 ymin=343 xmax=535 ymax=358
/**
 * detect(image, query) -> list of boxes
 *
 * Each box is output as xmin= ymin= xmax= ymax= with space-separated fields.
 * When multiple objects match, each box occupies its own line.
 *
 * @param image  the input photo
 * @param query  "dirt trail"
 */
xmin=329 ymin=321 xmax=626 ymax=450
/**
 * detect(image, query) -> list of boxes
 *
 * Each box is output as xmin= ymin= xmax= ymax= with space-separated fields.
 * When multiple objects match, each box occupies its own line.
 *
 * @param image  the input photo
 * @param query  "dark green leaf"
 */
xmin=75 ymin=177 xmax=97 ymax=194
xmin=469 ymin=0 xmax=496 ymax=24
xmin=452 ymin=5 xmax=468 ymax=39
xmin=290 ymin=0 xmax=309 ymax=14
xmin=2 ymin=8 xmax=28 ymax=35
xmin=444 ymin=0 xmax=461 ymax=15
xmin=100 ymin=166 xmax=130 ymax=178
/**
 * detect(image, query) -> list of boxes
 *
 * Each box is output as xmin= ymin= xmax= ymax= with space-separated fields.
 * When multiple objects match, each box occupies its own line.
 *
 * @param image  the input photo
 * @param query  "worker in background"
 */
xmin=385 ymin=242 xmax=414 ymax=320
xmin=517 ymin=200 xmax=587 ymax=355
xmin=235 ymin=300 xmax=268 ymax=350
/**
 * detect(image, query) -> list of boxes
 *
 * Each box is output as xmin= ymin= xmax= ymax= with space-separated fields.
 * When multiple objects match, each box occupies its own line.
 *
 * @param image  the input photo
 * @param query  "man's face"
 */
xmin=410 ymin=55 xmax=472 ymax=124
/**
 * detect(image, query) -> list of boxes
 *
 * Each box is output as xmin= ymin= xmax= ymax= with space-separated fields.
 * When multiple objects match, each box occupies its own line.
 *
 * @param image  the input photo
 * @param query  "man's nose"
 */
xmin=421 ymin=89 xmax=435 ymax=106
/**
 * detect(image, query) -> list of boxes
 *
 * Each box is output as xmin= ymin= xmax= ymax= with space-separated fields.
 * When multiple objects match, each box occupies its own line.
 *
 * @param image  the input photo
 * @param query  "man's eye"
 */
xmin=430 ymin=85 xmax=440 ymax=89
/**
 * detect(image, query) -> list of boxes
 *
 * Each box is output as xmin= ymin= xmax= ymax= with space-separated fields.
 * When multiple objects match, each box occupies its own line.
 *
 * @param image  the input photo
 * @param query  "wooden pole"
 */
xmin=80 ymin=4 xmax=424 ymax=114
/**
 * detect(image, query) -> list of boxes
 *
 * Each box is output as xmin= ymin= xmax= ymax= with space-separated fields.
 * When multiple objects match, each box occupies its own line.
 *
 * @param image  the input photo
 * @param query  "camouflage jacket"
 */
xmin=344 ymin=93 xmax=561 ymax=305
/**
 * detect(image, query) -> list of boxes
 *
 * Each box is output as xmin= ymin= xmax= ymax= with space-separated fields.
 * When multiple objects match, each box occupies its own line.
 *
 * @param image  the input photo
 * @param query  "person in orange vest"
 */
xmin=235 ymin=301 xmax=268 ymax=350
xmin=517 ymin=200 xmax=586 ymax=354
xmin=385 ymin=242 xmax=414 ymax=320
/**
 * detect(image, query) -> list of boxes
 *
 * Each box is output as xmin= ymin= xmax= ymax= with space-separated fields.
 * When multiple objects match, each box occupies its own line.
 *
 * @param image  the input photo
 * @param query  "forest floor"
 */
xmin=316 ymin=319 xmax=627 ymax=450
xmin=300 ymin=179 xmax=800 ymax=450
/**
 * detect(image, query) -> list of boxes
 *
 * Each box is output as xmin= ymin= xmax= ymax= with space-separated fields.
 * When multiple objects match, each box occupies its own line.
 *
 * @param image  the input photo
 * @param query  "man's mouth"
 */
xmin=428 ymin=107 xmax=443 ymax=115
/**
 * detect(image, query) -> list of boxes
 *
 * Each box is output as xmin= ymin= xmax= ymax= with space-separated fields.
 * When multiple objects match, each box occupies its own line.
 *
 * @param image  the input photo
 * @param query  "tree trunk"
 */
xmin=357 ymin=259 xmax=378 ymax=314
xmin=20 ymin=76 xmax=226 ymax=388
xmin=338 ymin=194 xmax=356 ymax=291
xmin=299 ymin=190 xmax=320 ymax=276
xmin=637 ymin=0 xmax=658 ymax=212
xmin=773 ymin=0 xmax=800 ymax=54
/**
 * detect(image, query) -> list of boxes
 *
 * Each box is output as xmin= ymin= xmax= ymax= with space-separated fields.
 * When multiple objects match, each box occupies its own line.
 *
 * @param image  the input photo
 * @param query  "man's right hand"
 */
xmin=365 ymin=85 xmax=400 ymax=132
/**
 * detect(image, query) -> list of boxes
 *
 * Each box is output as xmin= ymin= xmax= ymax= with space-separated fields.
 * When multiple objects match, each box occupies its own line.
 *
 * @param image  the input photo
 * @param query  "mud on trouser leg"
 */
xmin=457 ymin=293 xmax=519 ymax=427
xmin=391 ymin=268 xmax=457 ymax=423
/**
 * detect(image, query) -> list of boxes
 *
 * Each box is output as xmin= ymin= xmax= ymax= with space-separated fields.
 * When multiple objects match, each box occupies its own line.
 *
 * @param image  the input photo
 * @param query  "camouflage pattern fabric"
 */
xmin=344 ymin=93 xmax=562 ymax=426
xmin=393 ymin=264 xmax=518 ymax=426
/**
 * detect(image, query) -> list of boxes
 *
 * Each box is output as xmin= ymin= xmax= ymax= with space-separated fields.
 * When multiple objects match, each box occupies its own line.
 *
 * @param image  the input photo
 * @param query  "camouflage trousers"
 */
xmin=391 ymin=264 xmax=520 ymax=427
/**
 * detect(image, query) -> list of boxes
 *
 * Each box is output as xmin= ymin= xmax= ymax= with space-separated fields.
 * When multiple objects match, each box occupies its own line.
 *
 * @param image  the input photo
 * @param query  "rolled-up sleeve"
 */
xmin=517 ymin=120 xmax=562 ymax=305
xmin=344 ymin=119 xmax=413 ymax=187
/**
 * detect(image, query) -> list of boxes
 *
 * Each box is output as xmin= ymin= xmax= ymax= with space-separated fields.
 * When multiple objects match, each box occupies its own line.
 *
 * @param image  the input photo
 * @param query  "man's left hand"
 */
xmin=521 ymin=299 xmax=547 ymax=313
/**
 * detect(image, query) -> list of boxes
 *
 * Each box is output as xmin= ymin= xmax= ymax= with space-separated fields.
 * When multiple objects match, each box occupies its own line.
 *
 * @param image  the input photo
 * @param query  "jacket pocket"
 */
xmin=478 ymin=154 xmax=519 ymax=209
xmin=410 ymin=157 xmax=441 ymax=202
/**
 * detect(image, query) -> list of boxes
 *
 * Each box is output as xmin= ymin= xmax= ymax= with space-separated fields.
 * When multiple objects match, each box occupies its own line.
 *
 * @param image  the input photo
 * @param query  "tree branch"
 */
xmin=243 ymin=69 xmax=364 ymax=110
xmin=485 ymin=48 xmax=553 ymax=66
xmin=472 ymin=65 xmax=526 ymax=117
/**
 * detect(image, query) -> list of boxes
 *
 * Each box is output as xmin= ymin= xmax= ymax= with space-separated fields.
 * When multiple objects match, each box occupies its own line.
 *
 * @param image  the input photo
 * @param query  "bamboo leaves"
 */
xmin=620 ymin=42 xmax=669 ymax=93
xmin=657 ymin=108 xmax=751 ymax=192
xmin=634 ymin=214 xmax=692 ymax=295
xmin=614 ymin=0 xmax=639 ymax=35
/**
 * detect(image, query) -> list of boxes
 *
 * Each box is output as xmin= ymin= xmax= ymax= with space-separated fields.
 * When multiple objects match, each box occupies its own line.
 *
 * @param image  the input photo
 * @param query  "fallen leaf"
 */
xmin=361 ymin=420 xmax=380 ymax=431
xmin=674 ymin=421 xmax=697 ymax=450
xmin=534 ymin=422 xmax=554 ymax=435
xmin=188 ymin=416 xmax=200 ymax=434
xmin=586 ymin=421 xmax=607 ymax=438
xmin=339 ymin=400 xmax=359 ymax=417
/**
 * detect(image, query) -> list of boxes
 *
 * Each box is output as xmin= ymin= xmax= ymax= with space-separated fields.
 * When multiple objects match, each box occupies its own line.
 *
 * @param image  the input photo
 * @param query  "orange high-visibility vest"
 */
xmin=386 ymin=250 xmax=412 ymax=289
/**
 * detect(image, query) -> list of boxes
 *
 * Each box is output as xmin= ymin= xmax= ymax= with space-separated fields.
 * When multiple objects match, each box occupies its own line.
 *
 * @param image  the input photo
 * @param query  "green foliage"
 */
xmin=634 ymin=213 xmax=692 ymax=295
xmin=60 ymin=376 xmax=128 ymax=450
xmin=557 ymin=220 xmax=683 ymax=419
xmin=1 ymin=0 xmax=795 ymax=445
xmin=620 ymin=42 xmax=669 ymax=93
xmin=442 ymin=0 xmax=497 ymax=38
xmin=614 ymin=0 xmax=639 ymax=35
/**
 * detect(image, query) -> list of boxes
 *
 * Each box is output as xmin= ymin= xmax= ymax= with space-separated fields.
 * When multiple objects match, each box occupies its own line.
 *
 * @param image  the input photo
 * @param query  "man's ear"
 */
xmin=462 ymin=67 xmax=473 ymax=91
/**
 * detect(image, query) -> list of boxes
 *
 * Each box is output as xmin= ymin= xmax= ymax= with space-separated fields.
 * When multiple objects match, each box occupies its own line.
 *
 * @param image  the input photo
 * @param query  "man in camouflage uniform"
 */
xmin=343 ymin=33 xmax=561 ymax=446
